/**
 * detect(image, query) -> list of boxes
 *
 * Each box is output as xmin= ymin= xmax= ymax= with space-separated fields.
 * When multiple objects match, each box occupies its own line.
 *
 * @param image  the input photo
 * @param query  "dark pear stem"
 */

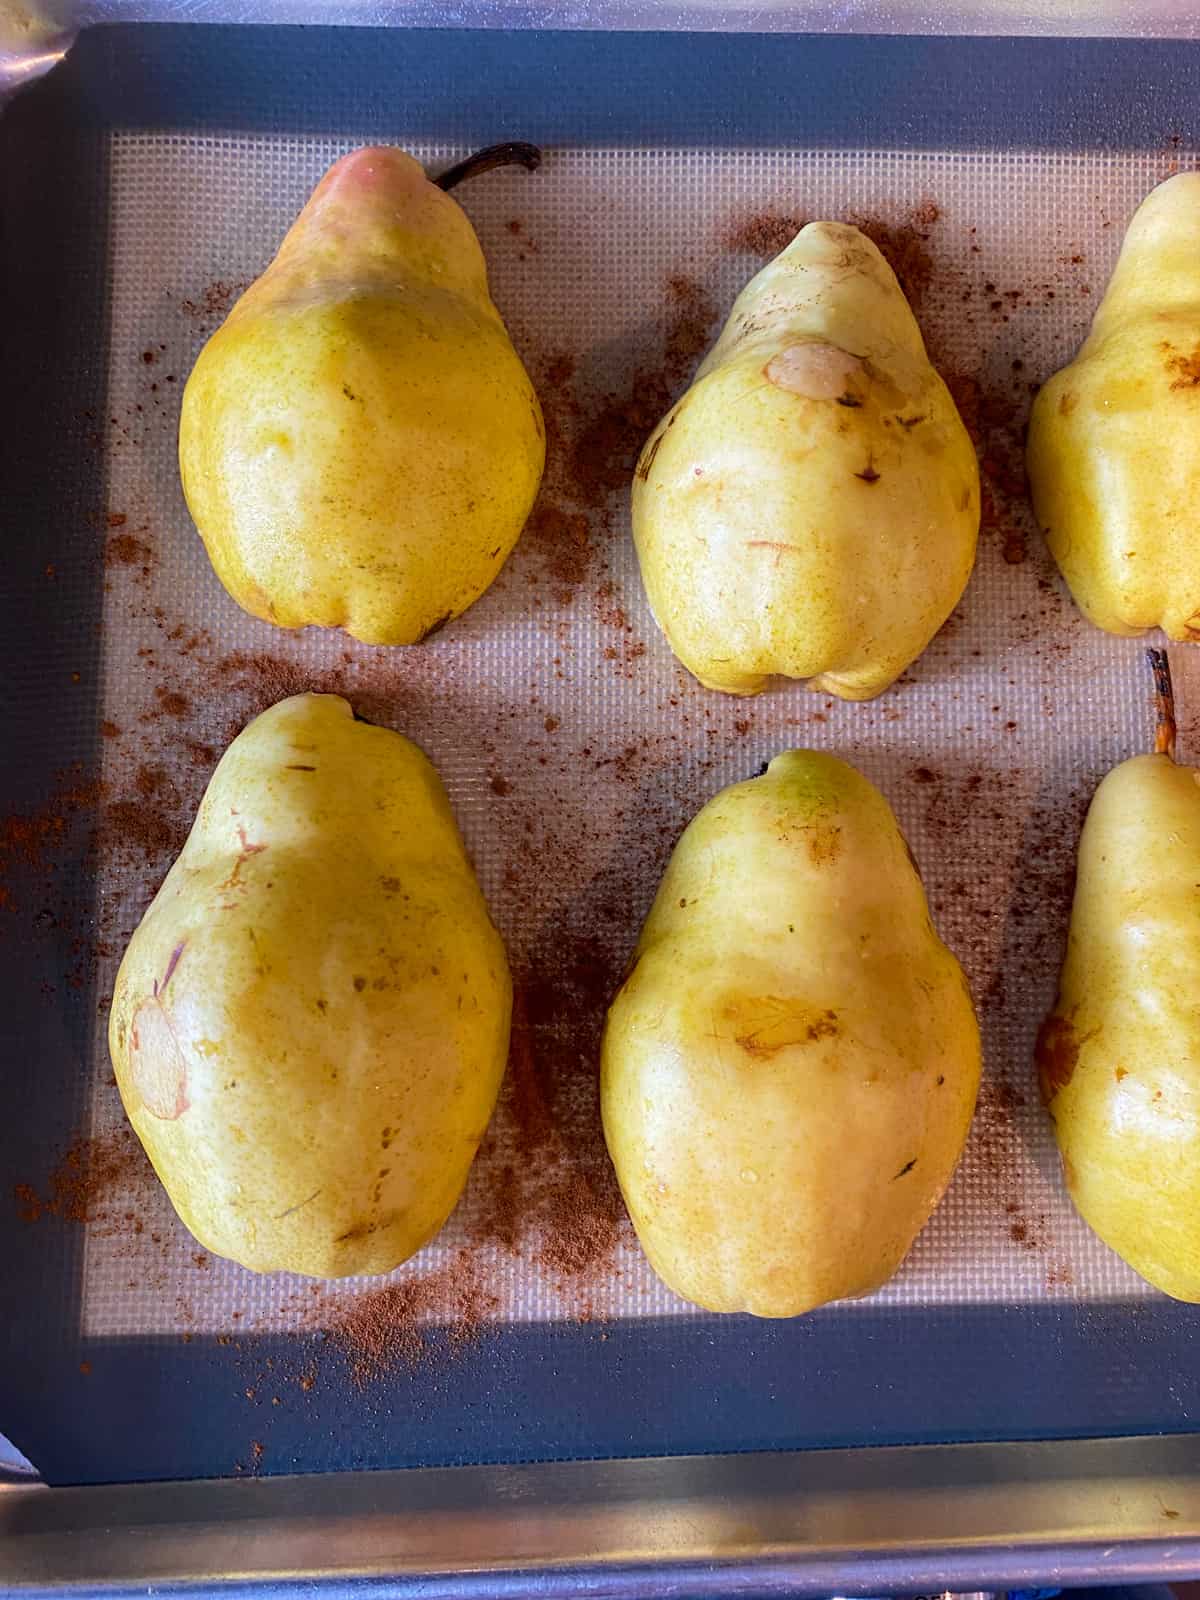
xmin=1148 ymin=646 xmax=1177 ymax=761
xmin=435 ymin=142 xmax=542 ymax=193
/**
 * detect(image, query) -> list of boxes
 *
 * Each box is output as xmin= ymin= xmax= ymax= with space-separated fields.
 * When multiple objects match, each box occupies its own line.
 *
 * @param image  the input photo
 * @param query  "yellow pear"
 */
xmin=1027 ymin=172 xmax=1200 ymax=637
xmin=179 ymin=145 xmax=545 ymax=645
xmin=601 ymin=751 xmax=980 ymax=1315
xmin=1038 ymin=650 xmax=1200 ymax=1299
xmin=631 ymin=223 xmax=979 ymax=699
xmin=109 ymin=694 xmax=511 ymax=1277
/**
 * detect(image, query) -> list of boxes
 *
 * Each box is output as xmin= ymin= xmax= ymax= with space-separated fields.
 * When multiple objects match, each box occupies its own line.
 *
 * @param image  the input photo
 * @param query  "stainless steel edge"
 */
xmin=3 ymin=1435 xmax=1200 ymax=1595
xmin=50 ymin=0 xmax=1200 ymax=36
xmin=9 ymin=0 xmax=1200 ymax=41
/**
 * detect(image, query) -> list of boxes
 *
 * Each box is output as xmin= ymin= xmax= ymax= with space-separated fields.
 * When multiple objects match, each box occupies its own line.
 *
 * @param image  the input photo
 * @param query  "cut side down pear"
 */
xmin=631 ymin=221 xmax=980 ymax=700
xmin=109 ymin=694 xmax=512 ymax=1277
xmin=1038 ymin=649 xmax=1200 ymax=1300
xmin=601 ymin=750 xmax=981 ymax=1316
xmin=1027 ymin=171 xmax=1200 ymax=638
xmin=180 ymin=144 xmax=546 ymax=647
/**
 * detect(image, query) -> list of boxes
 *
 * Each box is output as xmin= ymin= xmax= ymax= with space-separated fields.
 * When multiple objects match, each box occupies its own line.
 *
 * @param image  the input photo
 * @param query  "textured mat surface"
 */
xmin=70 ymin=135 xmax=1198 ymax=1338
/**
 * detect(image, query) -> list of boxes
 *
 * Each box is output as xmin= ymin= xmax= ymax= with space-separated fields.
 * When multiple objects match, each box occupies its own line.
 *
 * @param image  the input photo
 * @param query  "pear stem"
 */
xmin=435 ymin=142 xmax=542 ymax=193
xmin=1147 ymin=646 xmax=1177 ymax=760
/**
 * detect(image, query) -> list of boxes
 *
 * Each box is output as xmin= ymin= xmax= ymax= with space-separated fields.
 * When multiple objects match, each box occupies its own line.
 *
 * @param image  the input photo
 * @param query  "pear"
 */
xmin=179 ymin=145 xmax=545 ymax=645
xmin=631 ymin=223 xmax=979 ymax=699
xmin=1038 ymin=650 xmax=1200 ymax=1299
xmin=1027 ymin=172 xmax=1200 ymax=637
xmin=601 ymin=751 xmax=980 ymax=1316
xmin=109 ymin=694 xmax=511 ymax=1277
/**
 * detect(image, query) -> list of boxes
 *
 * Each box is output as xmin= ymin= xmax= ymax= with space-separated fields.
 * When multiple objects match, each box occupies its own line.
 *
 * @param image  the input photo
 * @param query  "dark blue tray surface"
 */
xmin=3 ymin=23 xmax=1200 ymax=1488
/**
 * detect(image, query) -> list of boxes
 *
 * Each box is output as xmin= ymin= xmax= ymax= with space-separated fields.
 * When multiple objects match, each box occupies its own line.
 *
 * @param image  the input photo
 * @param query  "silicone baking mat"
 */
xmin=58 ymin=132 xmax=1194 ymax=1340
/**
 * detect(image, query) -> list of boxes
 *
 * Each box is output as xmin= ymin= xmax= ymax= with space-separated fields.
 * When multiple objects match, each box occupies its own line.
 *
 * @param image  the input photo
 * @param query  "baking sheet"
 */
xmin=54 ymin=133 xmax=1196 ymax=1338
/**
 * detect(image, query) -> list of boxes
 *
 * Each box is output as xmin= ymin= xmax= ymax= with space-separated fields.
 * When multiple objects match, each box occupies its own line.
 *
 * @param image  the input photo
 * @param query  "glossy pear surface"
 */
xmin=1028 ymin=172 xmax=1200 ymax=637
xmin=601 ymin=751 xmax=980 ymax=1315
xmin=180 ymin=147 xmax=545 ymax=644
xmin=109 ymin=694 xmax=511 ymax=1277
xmin=1039 ymin=751 xmax=1200 ymax=1299
xmin=631 ymin=223 xmax=979 ymax=699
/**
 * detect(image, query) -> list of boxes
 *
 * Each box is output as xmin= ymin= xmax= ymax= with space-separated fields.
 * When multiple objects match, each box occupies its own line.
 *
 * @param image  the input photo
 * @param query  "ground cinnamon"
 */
xmin=106 ymin=531 xmax=156 ymax=580
xmin=13 ymin=1126 xmax=154 ymax=1236
xmin=944 ymin=368 xmax=1032 ymax=565
xmin=724 ymin=211 xmax=805 ymax=255
xmin=721 ymin=198 xmax=940 ymax=309
xmin=180 ymin=280 xmax=246 ymax=322
xmin=522 ymin=271 xmax=718 ymax=606
xmin=320 ymin=1251 xmax=498 ymax=1385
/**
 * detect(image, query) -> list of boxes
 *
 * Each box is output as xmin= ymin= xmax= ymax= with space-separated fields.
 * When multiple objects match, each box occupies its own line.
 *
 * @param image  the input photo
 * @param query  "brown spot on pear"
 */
xmin=1161 ymin=340 xmax=1200 ymax=389
xmin=1036 ymin=1013 xmax=1081 ymax=1103
xmin=805 ymin=822 xmax=841 ymax=865
xmin=727 ymin=997 xmax=841 ymax=1056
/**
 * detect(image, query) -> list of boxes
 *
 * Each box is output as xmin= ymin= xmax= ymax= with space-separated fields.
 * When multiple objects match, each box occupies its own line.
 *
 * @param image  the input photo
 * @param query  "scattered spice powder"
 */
xmin=722 ymin=199 xmax=941 ymax=296
xmin=0 ymin=777 xmax=104 ymax=917
xmin=943 ymin=367 xmax=1033 ymax=565
xmin=13 ymin=1127 xmax=153 ymax=1235
xmin=213 ymin=650 xmax=347 ymax=715
xmin=466 ymin=927 xmax=631 ymax=1284
xmin=180 ymin=280 xmax=245 ymax=321
xmin=523 ymin=504 xmax=592 ymax=595
xmin=522 ymin=272 xmax=717 ymax=604
xmin=724 ymin=210 xmax=805 ymax=255
xmin=135 ymin=765 xmax=169 ymax=799
xmin=106 ymin=533 xmax=155 ymax=576
xmin=321 ymin=1252 xmax=498 ymax=1385
xmin=906 ymin=743 xmax=1092 ymax=1267
xmin=842 ymin=199 xmax=940 ymax=309
xmin=97 ymin=798 xmax=184 ymax=867
xmin=155 ymin=687 xmax=192 ymax=718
